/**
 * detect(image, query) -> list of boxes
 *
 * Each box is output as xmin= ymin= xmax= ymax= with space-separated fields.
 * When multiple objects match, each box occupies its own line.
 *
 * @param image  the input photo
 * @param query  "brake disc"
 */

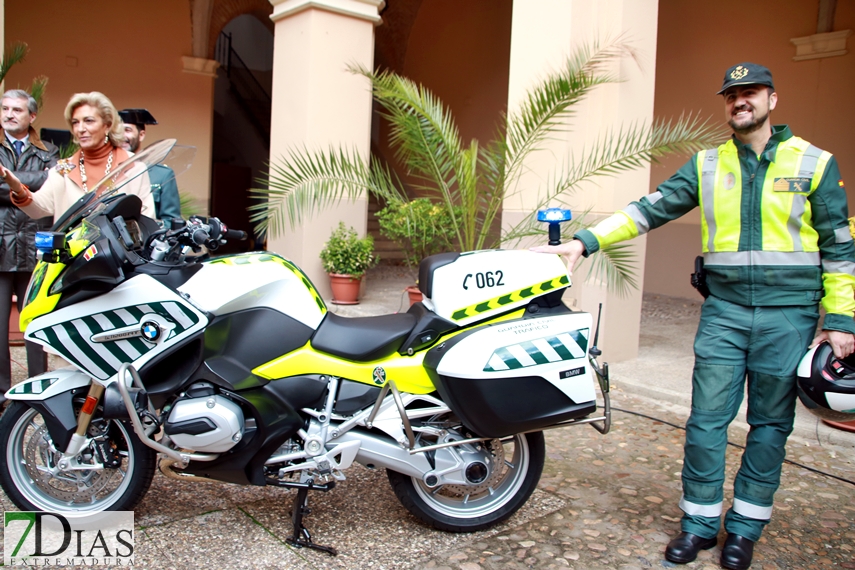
xmin=23 ymin=424 xmax=120 ymax=502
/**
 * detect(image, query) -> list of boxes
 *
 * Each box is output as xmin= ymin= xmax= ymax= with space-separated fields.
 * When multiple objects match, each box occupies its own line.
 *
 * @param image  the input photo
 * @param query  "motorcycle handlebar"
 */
xmin=223 ymin=228 xmax=247 ymax=241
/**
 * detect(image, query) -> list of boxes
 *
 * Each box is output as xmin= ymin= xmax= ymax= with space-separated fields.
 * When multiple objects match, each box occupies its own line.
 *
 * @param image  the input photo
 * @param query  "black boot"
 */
xmin=665 ymin=532 xmax=718 ymax=564
xmin=720 ymin=533 xmax=754 ymax=570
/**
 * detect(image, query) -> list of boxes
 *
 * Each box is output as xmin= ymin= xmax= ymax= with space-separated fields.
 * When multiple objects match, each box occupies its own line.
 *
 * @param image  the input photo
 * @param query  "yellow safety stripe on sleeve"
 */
xmin=450 ymin=275 xmax=569 ymax=321
xmin=589 ymin=211 xmax=639 ymax=249
xmin=821 ymin=264 xmax=855 ymax=316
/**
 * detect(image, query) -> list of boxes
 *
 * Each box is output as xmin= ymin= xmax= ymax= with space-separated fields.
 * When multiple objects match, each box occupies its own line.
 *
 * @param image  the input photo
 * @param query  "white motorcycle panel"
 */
xmin=179 ymin=253 xmax=325 ymax=329
xmin=424 ymin=250 xmax=570 ymax=327
xmin=4 ymin=367 xmax=93 ymax=401
xmin=24 ymin=274 xmax=207 ymax=381
xmin=435 ymin=313 xmax=597 ymax=405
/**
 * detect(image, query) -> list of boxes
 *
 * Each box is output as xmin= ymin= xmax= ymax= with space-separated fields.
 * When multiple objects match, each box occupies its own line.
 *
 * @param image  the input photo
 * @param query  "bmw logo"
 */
xmin=141 ymin=321 xmax=161 ymax=342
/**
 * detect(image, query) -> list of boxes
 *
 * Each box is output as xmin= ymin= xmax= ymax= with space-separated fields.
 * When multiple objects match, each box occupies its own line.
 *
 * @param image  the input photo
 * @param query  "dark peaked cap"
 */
xmin=118 ymin=108 xmax=158 ymax=126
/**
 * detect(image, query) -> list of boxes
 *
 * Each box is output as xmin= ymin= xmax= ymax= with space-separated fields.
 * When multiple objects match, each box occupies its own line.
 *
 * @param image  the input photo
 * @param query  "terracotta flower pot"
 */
xmin=406 ymin=285 xmax=423 ymax=306
xmin=329 ymin=273 xmax=362 ymax=305
xmin=822 ymin=419 xmax=855 ymax=433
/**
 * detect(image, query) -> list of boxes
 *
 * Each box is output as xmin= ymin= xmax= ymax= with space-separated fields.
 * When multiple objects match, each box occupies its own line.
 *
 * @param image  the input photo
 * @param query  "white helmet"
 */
xmin=796 ymin=341 xmax=855 ymax=421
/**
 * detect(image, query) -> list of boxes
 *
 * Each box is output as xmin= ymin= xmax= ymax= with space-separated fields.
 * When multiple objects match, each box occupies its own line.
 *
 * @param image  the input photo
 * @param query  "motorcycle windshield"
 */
xmin=52 ymin=139 xmax=196 ymax=233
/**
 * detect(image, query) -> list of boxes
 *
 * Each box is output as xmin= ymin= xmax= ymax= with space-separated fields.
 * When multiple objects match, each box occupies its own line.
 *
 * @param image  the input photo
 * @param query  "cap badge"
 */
xmin=730 ymin=66 xmax=749 ymax=80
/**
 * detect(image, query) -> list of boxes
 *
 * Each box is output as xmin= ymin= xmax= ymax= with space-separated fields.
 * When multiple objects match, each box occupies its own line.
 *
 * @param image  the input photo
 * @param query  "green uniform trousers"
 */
xmin=680 ymin=295 xmax=819 ymax=542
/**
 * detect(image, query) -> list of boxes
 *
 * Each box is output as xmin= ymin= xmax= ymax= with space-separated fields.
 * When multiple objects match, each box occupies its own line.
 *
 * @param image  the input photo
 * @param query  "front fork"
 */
xmin=62 ymin=381 xmax=105 ymax=457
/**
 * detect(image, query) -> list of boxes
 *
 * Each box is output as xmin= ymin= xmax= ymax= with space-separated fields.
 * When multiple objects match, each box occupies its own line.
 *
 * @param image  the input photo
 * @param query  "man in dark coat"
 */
xmin=0 ymin=89 xmax=58 ymax=403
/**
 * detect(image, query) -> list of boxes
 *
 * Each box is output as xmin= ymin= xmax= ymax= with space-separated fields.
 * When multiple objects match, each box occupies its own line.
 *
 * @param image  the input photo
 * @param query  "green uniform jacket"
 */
xmin=575 ymin=125 xmax=855 ymax=335
xmin=149 ymin=164 xmax=181 ymax=228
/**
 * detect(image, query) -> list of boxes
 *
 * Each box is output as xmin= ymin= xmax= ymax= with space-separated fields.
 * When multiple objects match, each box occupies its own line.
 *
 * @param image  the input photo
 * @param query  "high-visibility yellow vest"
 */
xmin=697 ymin=136 xmax=831 ymax=264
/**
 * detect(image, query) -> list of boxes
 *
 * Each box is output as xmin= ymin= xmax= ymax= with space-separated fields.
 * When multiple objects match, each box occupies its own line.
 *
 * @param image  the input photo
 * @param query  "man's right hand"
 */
xmin=530 ymin=239 xmax=586 ymax=275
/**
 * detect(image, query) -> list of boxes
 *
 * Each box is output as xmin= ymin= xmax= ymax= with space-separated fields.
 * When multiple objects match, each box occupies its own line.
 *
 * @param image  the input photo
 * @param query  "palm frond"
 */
xmin=0 ymin=42 xmax=28 ymax=85
xmin=545 ymin=113 xmax=727 ymax=203
xmin=500 ymin=38 xmax=639 ymax=188
xmin=248 ymin=146 xmax=400 ymax=238
xmin=353 ymin=66 xmax=463 ymax=203
xmin=583 ymin=242 xmax=639 ymax=297
xmin=28 ymin=75 xmax=48 ymax=110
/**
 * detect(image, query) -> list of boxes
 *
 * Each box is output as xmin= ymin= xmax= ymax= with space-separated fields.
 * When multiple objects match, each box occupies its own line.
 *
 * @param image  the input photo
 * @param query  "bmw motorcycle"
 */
xmin=0 ymin=140 xmax=610 ymax=554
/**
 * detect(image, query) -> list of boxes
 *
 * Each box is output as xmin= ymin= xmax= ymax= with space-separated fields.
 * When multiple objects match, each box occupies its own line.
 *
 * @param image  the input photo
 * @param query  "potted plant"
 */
xmin=319 ymin=222 xmax=378 ymax=304
xmin=376 ymin=198 xmax=459 ymax=304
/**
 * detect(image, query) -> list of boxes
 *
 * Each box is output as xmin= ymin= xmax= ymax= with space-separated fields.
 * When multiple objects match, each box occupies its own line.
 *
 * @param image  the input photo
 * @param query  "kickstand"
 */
xmin=286 ymin=483 xmax=337 ymax=556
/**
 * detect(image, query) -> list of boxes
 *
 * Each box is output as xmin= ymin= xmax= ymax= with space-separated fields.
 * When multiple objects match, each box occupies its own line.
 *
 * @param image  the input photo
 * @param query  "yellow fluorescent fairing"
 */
xmin=19 ymin=222 xmax=101 ymax=331
xmin=19 ymin=262 xmax=65 ymax=330
xmin=253 ymin=308 xmax=526 ymax=393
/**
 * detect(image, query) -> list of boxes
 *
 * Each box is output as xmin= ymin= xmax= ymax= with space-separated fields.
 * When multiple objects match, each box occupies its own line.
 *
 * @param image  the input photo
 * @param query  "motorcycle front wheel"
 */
xmin=387 ymin=430 xmax=545 ymax=532
xmin=0 ymin=402 xmax=156 ymax=513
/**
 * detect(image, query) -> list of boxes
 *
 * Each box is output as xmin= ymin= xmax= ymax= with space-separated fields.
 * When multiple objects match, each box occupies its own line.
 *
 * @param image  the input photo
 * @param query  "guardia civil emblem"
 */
xmin=730 ymin=65 xmax=749 ymax=80
xmin=372 ymin=366 xmax=386 ymax=385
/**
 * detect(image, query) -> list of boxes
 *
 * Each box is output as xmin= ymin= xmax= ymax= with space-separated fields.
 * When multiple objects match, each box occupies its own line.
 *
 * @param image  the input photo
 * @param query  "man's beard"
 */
xmin=2 ymin=119 xmax=25 ymax=136
xmin=729 ymin=108 xmax=769 ymax=135
xmin=126 ymin=137 xmax=140 ymax=152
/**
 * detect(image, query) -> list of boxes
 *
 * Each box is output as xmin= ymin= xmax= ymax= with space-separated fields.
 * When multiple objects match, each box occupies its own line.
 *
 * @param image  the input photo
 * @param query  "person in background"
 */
xmin=119 ymin=108 xmax=181 ymax=228
xmin=0 ymin=89 xmax=57 ymax=404
xmin=3 ymin=92 xmax=154 ymax=221
xmin=533 ymin=63 xmax=855 ymax=570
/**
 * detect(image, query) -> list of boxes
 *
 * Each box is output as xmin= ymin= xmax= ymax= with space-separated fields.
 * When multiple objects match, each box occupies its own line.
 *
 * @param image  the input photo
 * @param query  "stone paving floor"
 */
xmin=1 ymin=265 xmax=853 ymax=569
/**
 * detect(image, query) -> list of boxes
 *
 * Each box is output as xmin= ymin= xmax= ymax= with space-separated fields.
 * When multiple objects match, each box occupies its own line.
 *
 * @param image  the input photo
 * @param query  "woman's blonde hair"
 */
xmin=64 ymin=92 xmax=125 ymax=147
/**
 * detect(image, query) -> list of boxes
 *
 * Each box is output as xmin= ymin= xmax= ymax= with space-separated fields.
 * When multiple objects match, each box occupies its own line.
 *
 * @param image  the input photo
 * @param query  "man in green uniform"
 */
xmin=534 ymin=63 xmax=855 ymax=570
xmin=118 ymin=109 xmax=181 ymax=227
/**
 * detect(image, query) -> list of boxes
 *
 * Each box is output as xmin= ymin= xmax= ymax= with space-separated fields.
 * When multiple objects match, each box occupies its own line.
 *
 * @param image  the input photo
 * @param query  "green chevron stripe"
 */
xmin=103 ymin=311 xmax=126 ymax=329
xmin=61 ymin=321 xmax=113 ymax=375
xmin=522 ymin=341 xmax=550 ymax=365
xmin=450 ymin=274 xmax=570 ymax=321
xmin=495 ymin=346 xmax=522 ymax=369
xmin=546 ymin=336 xmax=573 ymax=360
xmin=41 ymin=326 xmax=84 ymax=372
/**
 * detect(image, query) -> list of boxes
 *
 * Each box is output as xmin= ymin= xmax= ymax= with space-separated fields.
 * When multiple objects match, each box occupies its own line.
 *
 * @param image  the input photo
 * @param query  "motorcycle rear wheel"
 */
xmin=387 ymin=431 xmax=545 ymax=532
xmin=0 ymin=402 xmax=156 ymax=513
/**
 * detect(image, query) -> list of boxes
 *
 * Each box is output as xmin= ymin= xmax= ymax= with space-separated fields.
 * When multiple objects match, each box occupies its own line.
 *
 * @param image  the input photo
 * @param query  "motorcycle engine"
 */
xmin=164 ymin=383 xmax=244 ymax=453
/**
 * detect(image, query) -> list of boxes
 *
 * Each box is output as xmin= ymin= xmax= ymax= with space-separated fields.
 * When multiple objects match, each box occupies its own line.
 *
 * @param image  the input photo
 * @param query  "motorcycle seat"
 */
xmin=311 ymin=311 xmax=417 ymax=362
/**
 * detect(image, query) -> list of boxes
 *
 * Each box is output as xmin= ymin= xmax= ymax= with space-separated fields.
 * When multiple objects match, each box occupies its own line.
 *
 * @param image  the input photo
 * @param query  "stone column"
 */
xmin=504 ymin=0 xmax=659 ymax=361
xmin=267 ymin=0 xmax=384 ymax=297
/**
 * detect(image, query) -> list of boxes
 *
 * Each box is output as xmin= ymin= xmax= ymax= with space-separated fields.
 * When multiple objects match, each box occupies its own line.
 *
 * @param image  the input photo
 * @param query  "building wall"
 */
xmin=4 ymin=0 xmax=216 ymax=211
xmin=645 ymin=0 xmax=855 ymax=299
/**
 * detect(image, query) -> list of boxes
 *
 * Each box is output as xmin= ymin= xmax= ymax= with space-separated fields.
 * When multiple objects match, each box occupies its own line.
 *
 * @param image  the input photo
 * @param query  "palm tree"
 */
xmin=250 ymin=39 xmax=726 ymax=295
xmin=1 ymin=42 xmax=49 ymax=110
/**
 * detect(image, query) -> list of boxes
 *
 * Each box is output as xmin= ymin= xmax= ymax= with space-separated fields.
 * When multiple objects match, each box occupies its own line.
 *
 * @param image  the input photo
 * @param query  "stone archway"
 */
xmin=207 ymin=0 xmax=274 ymax=59
xmin=188 ymin=0 xmax=273 ymax=60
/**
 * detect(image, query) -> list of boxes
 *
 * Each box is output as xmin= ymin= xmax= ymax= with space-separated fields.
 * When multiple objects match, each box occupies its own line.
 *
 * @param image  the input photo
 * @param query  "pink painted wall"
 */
xmin=4 ymin=0 xmax=215 ymax=208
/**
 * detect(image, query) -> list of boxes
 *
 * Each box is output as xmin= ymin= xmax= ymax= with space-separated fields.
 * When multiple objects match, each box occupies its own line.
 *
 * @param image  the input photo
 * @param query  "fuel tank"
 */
xmin=178 ymin=252 xmax=327 ymax=329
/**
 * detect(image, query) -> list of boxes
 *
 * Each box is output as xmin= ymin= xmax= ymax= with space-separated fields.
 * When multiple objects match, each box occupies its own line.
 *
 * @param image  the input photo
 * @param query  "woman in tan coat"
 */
xmin=1 ymin=92 xmax=154 ymax=220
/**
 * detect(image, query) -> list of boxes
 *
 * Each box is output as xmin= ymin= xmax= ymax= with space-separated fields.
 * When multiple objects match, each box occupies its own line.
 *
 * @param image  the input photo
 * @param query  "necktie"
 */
xmin=12 ymin=140 xmax=23 ymax=157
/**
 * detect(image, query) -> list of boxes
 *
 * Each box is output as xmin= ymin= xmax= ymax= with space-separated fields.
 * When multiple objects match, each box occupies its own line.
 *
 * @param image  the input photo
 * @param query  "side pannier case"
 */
xmin=424 ymin=308 xmax=598 ymax=438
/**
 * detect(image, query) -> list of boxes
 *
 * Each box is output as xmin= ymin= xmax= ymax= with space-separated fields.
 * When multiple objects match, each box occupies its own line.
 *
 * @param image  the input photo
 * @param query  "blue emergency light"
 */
xmin=537 ymin=208 xmax=572 ymax=245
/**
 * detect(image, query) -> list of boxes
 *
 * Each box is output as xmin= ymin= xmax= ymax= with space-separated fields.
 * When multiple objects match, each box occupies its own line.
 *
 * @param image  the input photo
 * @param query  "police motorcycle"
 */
xmin=0 ymin=139 xmax=611 ymax=554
